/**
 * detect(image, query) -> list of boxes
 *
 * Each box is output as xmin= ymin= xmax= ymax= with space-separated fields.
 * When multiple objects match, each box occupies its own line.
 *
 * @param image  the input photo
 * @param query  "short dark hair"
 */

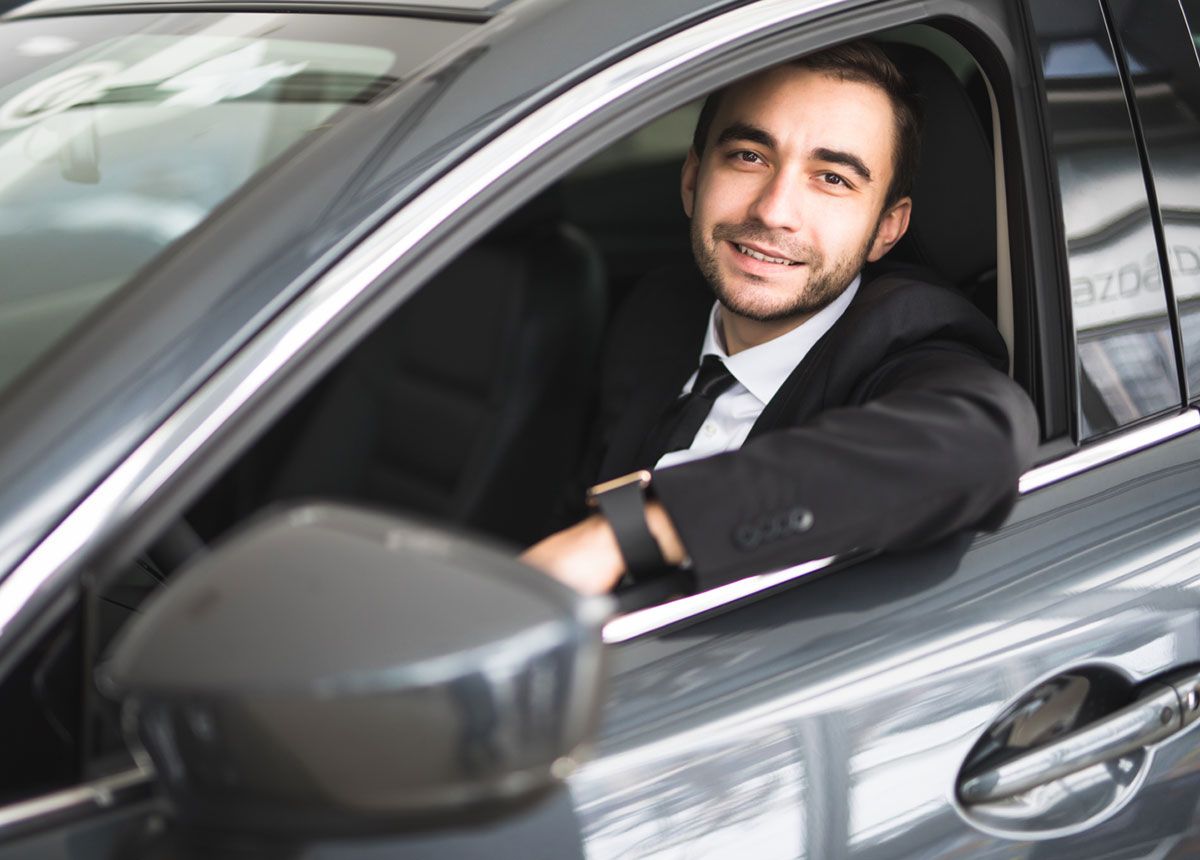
xmin=690 ymin=40 xmax=923 ymax=209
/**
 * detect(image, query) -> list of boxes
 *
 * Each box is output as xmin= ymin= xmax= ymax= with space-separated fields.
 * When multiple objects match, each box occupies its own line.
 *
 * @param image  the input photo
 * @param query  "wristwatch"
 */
xmin=586 ymin=469 xmax=667 ymax=581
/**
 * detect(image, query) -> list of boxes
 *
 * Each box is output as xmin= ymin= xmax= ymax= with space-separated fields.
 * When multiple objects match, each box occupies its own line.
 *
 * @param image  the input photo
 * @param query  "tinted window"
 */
xmin=0 ymin=13 xmax=471 ymax=394
xmin=1029 ymin=0 xmax=1182 ymax=438
xmin=1148 ymin=0 xmax=1200 ymax=400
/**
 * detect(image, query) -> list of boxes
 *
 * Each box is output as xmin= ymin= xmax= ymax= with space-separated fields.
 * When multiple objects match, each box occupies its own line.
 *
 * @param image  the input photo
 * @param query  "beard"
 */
xmin=691 ymin=220 xmax=876 ymax=323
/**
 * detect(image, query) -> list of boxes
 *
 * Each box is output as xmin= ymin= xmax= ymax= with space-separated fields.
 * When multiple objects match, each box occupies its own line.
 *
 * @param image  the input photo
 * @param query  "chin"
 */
xmin=717 ymin=281 xmax=815 ymax=323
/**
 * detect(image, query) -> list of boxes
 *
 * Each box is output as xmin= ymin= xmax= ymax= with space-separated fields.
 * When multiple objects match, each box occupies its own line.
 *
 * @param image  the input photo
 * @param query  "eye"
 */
xmin=821 ymin=171 xmax=848 ymax=186
xmin=730 ymin=150 xmax=764 ymax=165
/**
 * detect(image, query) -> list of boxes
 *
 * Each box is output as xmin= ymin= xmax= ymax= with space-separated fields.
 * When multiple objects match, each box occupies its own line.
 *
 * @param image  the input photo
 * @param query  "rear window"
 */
xmin=0 ymin=12 xmax=471 ymax=392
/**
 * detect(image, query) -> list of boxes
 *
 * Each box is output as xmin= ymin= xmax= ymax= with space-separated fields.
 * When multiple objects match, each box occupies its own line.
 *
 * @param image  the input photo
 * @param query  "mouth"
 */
xmin=732 ymin=242 xmax=802 ymax=267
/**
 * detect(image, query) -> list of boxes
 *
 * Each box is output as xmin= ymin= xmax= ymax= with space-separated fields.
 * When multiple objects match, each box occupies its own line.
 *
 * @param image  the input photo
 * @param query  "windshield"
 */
xmin=0 ymin=12 xmax=471 ymax=392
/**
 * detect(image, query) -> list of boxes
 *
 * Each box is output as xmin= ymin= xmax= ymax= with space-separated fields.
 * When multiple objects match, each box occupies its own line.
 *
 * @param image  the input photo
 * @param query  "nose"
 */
xmin=747 ymin=168 xmax=804 ymax=231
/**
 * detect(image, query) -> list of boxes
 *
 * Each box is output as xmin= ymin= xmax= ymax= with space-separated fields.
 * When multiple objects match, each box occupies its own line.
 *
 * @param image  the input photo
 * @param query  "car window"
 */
xmin=1115 ymin=0 xmax=1200 ymax=402
xmin=0 ymin=12 xmax=472 ymax=395
xmin=186 ymin=27 xmax=1013 ymax=552
xmin=163 ymin=24 xmax=1019 ymax=621
xmin=1028 ymin=0 xmax=1183 ymax=438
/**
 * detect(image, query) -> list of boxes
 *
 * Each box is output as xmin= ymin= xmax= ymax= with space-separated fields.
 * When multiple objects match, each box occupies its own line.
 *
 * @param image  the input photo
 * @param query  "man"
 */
xmin=522 ymin=41 xmax=1038 ymax=595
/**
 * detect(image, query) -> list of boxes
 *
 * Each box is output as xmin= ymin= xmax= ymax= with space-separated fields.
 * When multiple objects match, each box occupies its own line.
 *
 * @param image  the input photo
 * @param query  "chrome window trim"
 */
xmin=1018 ymin=409 xmax=1200 ymax=493
xmin=0 ymin=767 xmax=150 ymax=836
xmin=603 ymin=555 xmax=838 ymax=644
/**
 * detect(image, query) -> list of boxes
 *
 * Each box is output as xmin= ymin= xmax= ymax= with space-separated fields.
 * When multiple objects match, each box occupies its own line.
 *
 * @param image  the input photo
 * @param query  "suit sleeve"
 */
xmin=650 ymin=343 xmax=1039 ymax=590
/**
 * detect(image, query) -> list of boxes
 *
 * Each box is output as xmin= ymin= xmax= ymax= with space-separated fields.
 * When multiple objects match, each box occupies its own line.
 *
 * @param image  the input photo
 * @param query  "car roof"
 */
xmin=5 ymin=0 xmax=507 ymax=20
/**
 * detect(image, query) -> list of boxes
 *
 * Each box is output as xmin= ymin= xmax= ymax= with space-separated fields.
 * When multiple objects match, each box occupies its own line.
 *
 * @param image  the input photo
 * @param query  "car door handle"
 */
xmin=959 ymin=669 xmax=1200 ymax=804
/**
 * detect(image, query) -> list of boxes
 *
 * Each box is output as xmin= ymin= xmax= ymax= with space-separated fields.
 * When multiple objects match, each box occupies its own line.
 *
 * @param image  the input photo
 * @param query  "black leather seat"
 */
xmin=265 ymin=194 xmax=606 ymax=545
xmin=883 ymin=43 xmax=998 ymax=311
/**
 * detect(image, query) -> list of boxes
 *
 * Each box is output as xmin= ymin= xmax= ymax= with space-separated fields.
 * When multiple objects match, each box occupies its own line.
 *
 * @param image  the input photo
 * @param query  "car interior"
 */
xmin=0 ymin=22 xmax=1024 ymax=807
xmin=182 ymin=25 xmax=1011 ymax=552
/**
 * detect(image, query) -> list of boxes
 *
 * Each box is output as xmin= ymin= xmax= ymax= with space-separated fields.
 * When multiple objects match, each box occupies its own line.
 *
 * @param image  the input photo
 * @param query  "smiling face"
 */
xmin=682 ymin=65 xmax=912 ymax=346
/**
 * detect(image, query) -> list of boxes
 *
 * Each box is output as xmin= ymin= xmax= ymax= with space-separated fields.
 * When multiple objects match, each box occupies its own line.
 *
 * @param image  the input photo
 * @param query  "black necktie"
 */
xmin=658 ymin=355 xmax=738 ymax=456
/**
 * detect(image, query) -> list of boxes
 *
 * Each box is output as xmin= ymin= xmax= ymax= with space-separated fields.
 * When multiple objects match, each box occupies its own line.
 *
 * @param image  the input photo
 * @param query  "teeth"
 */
xmin=737 ymin=244 xmax=796 ymax=265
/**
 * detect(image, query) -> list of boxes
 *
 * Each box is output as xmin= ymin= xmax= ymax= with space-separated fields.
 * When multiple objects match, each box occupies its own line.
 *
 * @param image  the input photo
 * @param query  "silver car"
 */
xmin=1 ymin=0 xmax=1200 ymax=856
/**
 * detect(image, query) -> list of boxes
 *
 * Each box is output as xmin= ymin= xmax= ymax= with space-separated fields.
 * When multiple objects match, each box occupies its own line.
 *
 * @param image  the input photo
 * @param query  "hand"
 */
xmin=521 ymin=515 xmax=624 ymax=594
xmin=521 ymin=501 xmax=687 ymax=594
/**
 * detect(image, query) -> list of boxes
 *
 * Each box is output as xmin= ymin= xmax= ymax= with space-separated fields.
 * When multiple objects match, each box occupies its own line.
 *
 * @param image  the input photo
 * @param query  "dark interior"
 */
xmin=185 ymin=39 xmax=1002 ymax=553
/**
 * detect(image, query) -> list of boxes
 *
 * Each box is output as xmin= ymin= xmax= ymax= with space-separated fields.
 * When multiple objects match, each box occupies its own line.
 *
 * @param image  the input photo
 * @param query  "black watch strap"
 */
xmin=587 ymin=471 xmax=665 ymax=578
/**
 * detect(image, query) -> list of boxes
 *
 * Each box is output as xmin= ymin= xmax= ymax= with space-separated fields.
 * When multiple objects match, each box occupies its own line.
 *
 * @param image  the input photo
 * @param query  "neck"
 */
xmin=718 ymin=308 xmax=816 ymax=356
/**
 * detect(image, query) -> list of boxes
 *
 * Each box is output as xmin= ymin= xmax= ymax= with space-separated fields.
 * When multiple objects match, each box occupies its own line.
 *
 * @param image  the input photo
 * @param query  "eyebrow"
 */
xmin=812 ymin=147 xmax=873 ymax=183
xmin=714 ymin=121 xmax=776 ymax=150
xmin=712 ymin=124 xmax=875 ymax=185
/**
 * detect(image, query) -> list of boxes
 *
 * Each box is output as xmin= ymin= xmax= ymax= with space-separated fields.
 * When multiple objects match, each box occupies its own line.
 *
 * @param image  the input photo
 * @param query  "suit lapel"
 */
xmin=746 ymin=272 xmax=893 ymax=439
xmin=745 ymin=287 xmax=872 ymax=439
xmin=746 ymin=333 xmax=833 ymax=439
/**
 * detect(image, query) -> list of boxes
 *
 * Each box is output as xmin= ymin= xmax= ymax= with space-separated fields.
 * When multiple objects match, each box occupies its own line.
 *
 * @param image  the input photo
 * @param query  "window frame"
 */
xmin=1106 ymin=0 xmax=1200 ymax=406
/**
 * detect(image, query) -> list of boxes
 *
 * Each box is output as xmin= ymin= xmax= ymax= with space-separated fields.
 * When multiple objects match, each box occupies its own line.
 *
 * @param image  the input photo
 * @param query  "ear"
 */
xmin=866 ymin=196 xmax=912 ymax=262
xmin=681 ymin=147 xmax=700 ymax=219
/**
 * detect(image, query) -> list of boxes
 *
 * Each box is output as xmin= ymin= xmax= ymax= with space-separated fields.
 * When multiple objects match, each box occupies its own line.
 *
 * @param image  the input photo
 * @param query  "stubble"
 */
xmin=692 ymin=220 xmax=875 ymax=323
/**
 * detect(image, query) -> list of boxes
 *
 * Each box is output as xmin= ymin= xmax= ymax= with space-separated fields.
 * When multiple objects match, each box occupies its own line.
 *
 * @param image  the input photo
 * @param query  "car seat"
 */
xmin=883 ymin=43 xmax=998 ymax=314
xmin=264 ymin=190 xmax=606 ymax=546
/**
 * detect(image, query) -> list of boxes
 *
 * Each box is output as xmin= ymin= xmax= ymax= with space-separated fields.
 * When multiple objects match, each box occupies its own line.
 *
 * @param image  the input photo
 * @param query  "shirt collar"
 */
xmin=698 ymin=274 xmax=861 ymax=405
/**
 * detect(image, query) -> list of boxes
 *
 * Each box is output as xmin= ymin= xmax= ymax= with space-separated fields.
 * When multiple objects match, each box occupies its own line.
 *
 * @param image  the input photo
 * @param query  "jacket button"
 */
xmin=787 ymin=507 xmax=813 ymax=533
xmin=734 ymin=524 xmax=762 ymax=549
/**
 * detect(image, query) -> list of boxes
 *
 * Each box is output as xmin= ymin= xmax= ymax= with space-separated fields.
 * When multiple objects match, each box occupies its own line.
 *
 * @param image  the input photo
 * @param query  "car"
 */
xmin=1 ymin=0 xmax=1200 ymax=855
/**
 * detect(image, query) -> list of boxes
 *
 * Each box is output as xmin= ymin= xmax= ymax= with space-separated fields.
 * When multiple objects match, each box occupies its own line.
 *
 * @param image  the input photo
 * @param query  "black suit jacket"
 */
xmin=588 ymin=263 xmax=1039 ymax=591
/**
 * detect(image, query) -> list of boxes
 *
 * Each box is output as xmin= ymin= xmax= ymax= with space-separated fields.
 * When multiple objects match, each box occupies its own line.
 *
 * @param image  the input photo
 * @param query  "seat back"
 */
xmin=268 ymin=197 xmax=606 ymax=544
xmin=884 ymin=43 xmax=998 ymax=310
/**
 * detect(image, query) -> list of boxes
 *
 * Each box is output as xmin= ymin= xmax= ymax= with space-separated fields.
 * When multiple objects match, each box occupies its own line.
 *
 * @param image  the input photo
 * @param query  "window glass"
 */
xmin=0 ymin=600 xmax=82 ymax=806
xmin=1029 ymin=0 xmax=1182 ymax=437
xmin=1137 ymin=0 xmax=1200 ymax=399
xmin=0 ymin=13 xmax=471 ymax=395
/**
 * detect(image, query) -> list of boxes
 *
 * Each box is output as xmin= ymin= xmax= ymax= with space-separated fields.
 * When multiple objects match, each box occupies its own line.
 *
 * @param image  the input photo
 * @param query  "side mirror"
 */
xmin=99 ymin=504 xmax=611 ymax=835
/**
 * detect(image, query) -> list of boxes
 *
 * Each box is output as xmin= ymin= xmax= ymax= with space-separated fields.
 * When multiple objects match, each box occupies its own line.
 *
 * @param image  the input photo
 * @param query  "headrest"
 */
xmin=883 ymin=44 xmax=996 ymax=289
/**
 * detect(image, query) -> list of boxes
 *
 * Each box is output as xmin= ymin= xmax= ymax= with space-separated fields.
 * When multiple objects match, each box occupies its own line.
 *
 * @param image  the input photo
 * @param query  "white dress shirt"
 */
xmin=655 ymin=275 xmax=861 ymax=470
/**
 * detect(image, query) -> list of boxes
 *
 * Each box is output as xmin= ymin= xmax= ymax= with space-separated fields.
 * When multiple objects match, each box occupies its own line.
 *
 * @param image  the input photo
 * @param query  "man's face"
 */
xmin=682 ymin=66 xmax=912 ymax=324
